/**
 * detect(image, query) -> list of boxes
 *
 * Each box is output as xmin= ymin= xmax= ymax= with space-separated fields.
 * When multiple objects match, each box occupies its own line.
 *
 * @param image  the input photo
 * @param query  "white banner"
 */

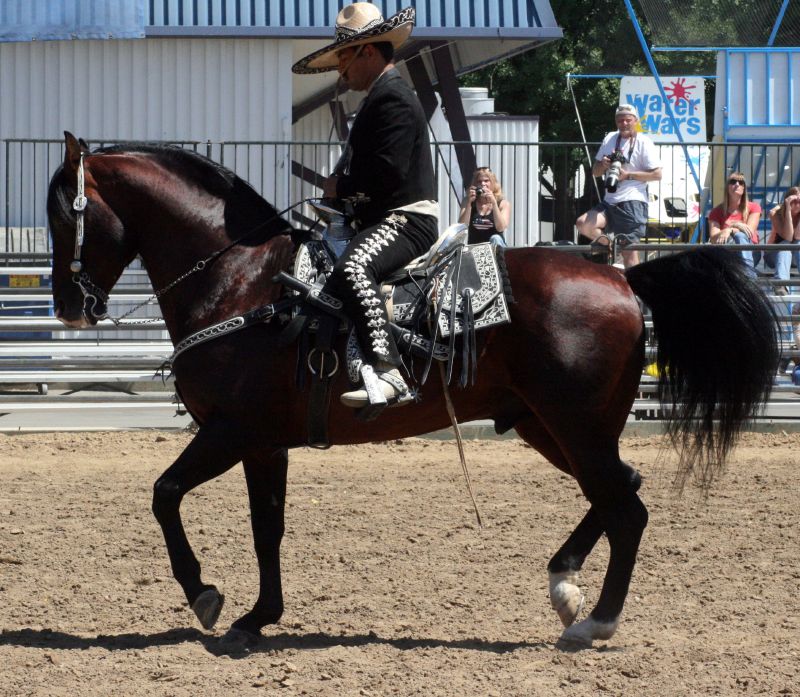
xmin=620 ymin=76 xmax=706 ymax=143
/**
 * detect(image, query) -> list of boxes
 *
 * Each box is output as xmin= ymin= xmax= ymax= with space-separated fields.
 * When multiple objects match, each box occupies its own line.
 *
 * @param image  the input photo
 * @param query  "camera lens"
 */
xmin=475 ymin=187 xmax=483 ymax=196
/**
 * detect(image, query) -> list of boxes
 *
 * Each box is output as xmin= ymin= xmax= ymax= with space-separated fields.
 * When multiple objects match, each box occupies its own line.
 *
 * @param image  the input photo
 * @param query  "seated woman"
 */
xmin=765 ymin=186 xmax=800 ymax=296
xmin=767 ymin=186 xmax=800 ymax=350
xmin=458 ymin=167 xmax=511 ymax=246
xmin=707 ymin=172 xmax=761 ymax=277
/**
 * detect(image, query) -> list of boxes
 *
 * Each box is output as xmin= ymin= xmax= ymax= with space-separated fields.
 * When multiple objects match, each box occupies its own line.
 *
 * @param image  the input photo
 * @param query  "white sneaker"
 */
xmin=340 ymin=367 xmax=411 ymax=408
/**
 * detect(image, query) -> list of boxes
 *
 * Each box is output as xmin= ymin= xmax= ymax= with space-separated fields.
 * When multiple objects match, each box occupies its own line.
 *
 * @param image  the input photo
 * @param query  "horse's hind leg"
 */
xmin=547 ymin=509 xmax=602 ymax=626
xmin=558 ymin=443 xmax=648 ymax=646
xmin=221 ymin=448 xmax=288 ymax=645
xmin=514 ymin=416 xmax=645 ymax=640
xmin=151 ymin=418 xmax=246 ymax=630
xmin=547 ymin=461 xmax=641 ymax=628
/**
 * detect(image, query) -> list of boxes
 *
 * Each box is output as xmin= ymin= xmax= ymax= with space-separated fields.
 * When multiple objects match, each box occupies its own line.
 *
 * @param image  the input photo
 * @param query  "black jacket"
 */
xmin=336 ymin=68 xmax=436 ymax=228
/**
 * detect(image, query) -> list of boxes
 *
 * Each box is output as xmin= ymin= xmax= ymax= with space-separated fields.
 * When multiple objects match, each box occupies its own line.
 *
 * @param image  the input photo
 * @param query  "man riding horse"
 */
xmin=292 ymin=3 xmax=438 ymax=409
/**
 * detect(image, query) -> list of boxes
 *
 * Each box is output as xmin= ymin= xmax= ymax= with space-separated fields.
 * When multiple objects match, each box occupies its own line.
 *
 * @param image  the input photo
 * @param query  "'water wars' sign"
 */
xmin=620 ymin=76 xmax=706 ymax=143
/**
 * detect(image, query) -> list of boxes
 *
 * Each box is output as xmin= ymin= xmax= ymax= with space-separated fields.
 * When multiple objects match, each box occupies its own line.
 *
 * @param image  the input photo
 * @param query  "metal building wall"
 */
xmin=0 ymin=36 xmax=294 ymax=230
xmin=0 ymin=37 xmax=292 ymax=142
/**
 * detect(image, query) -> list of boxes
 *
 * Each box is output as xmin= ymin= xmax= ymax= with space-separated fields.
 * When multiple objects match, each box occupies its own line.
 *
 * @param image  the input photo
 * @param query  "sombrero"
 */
xmin=292 ymin=3 xmax=415 ymax=75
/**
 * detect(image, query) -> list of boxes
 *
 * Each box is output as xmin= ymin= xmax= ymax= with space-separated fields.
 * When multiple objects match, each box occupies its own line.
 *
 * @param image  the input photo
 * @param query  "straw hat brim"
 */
xmin=292 ymin=8 xmax=415 ymax=75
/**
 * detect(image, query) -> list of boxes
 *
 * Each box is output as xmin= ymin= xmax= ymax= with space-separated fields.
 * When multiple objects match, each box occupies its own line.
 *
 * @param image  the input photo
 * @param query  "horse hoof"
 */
xmin=192 ymin=588 xmax=225 ymax=630
xmin=219 ymin=627 xmax=260 ymax=652
xmin=559 ymin=616 xmax=619 ymax=648
xmin=548 ymin=571 xmax=584 ymax=628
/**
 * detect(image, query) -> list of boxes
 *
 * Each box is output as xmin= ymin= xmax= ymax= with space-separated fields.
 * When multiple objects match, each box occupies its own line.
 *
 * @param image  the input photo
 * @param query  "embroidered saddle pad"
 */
xmin=389 ymin=242 xmax=509 ymax=338
xmin=292 ymin=240 xmax=511 ymax=339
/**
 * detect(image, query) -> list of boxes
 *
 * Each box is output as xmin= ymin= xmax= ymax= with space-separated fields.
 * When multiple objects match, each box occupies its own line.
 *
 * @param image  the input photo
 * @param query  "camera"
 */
xmin=475 ymin=187 xmax=484 ymax=196
xmin=604 ymin=150 xmax=627 ymax=193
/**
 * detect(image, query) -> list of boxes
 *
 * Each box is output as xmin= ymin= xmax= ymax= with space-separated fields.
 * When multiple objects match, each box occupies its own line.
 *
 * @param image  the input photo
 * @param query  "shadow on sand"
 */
xmin=0 ymin=625 xmax=564 ymax=657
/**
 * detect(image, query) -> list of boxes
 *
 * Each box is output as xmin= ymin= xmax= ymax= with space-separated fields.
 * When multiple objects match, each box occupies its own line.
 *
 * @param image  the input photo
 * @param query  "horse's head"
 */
xmin=48 ymin=132 xmax=138 ymax=328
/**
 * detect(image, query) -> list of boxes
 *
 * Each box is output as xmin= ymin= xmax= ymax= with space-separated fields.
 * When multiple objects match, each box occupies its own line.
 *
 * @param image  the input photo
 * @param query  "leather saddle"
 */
xmin=280 ymin=218 xmax=512 ymax=388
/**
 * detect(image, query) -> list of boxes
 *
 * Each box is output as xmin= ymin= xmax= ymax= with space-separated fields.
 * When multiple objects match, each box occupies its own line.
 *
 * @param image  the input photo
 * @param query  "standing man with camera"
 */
xmin=576 ymin=104 xmax=662 ymax=268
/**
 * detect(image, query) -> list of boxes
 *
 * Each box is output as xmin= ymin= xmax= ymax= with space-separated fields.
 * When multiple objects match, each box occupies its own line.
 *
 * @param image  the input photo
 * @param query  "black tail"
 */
xmin=626 ymin=246 xmax=779 ymax=489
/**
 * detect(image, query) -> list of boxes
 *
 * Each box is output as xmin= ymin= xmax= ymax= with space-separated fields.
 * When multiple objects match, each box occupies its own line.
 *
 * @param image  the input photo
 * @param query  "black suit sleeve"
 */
xmin=337 ymin=91 xmax=415 ymax=200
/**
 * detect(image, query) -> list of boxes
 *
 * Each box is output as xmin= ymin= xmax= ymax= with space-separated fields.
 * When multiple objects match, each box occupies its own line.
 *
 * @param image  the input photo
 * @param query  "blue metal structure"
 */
xmin=767 ymin=0 xmax=791 ymax=46
xmin=622 ymin=0 xmax=705 ymax=240
xmin=0 ymin=0 xmax=145 ymax=42
xmin=724 ymin=48 xmax=800 ymax=137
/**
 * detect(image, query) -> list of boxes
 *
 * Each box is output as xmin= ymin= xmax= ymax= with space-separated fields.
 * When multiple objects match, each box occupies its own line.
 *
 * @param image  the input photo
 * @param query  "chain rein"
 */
xmin=69 ymin=150 xmax=311 ymax=326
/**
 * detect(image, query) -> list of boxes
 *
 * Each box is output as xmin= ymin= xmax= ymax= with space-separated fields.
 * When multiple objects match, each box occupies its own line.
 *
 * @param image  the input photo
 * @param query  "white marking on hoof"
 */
xmin=559 ymin=616 xmax=619 ymax=647
xmin=192 ymin=588 xmax=224 ymax=630
xmin=548 ymin=571 xmax=585 ymax=628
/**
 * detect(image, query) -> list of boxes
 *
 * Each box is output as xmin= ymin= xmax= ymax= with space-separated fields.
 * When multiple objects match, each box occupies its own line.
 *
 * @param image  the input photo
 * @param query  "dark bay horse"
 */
xmin=46 ymin=133 xmax=778 ymax=648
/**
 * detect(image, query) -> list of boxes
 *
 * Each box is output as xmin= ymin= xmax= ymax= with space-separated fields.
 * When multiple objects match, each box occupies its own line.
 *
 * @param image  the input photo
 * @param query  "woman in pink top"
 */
xmin=707 ymin=172 xmax=761 ymax=277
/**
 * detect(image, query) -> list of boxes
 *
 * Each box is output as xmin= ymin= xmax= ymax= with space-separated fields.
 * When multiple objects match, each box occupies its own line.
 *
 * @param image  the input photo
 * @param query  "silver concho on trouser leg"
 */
xmin=337 ymin=215 xmax=412 ymax=409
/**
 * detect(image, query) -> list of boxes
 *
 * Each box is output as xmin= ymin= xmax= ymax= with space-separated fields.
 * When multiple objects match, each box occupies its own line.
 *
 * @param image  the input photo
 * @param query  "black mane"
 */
xmin=48 ymin=142 xmax=295 ymax=244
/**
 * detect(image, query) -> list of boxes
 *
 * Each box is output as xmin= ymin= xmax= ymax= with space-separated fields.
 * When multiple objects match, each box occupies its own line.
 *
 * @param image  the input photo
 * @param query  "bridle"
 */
xmin=70 ymin=151 xmax=112 ymax=321
xmin=65 ymin=147 xmax=312 ymax=326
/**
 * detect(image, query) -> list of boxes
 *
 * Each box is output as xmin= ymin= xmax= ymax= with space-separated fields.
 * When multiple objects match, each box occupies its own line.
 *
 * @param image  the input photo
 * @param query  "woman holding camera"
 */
xmin=707 ymin=172 xmax=761 ymax=277
xmin=458 ymin=167 xmax=511 ymax=246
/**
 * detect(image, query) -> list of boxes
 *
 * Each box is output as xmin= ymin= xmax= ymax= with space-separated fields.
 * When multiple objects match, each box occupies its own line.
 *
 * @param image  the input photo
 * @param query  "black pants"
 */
xmin=325 ymin=211 xmax=437 ymax=367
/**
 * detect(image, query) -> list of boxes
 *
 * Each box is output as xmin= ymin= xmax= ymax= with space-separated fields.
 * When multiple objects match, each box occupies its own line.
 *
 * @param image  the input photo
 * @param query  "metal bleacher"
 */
xmin=2 ymin=244 xmax=800 ymax=429
xmin=0 ymin=257 xmax=181 ymax=423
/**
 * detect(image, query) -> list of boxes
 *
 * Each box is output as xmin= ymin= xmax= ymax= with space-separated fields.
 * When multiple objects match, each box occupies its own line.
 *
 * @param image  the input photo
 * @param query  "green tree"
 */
xmin=461 ymin=0 xmax=716 ymax=239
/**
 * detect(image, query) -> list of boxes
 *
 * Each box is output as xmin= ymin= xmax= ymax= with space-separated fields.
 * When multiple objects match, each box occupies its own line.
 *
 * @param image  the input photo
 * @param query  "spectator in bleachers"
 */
xmin=767 ymin=187 xmax=800 ymax=354
xmin=707 ymin=172 xmax=761 ymax=277
xmin=458 ymin=167 xmax=511 ymax=246
xmin=765 ymin=186 xmax=800 ymax=297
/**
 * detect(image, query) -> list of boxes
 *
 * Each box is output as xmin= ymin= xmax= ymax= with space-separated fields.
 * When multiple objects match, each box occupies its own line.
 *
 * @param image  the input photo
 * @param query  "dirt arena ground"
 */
xmin=0 ymin=431 xmax=798 ymax=696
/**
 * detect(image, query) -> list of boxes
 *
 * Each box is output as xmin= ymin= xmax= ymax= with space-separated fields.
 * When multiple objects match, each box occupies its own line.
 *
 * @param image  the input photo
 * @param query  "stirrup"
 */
xmin=340 ymin=365 xmax=412 ymax=409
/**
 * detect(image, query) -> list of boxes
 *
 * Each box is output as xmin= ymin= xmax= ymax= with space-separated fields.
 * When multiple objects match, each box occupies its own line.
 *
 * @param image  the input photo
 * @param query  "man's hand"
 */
xmin=322 ymin=175 xmax=338 ymax=198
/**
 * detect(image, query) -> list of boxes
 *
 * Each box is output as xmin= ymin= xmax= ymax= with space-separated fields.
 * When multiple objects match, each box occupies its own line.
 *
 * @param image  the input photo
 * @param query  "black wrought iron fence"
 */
xmin=3 ymin=138 xmax=800 ymax=254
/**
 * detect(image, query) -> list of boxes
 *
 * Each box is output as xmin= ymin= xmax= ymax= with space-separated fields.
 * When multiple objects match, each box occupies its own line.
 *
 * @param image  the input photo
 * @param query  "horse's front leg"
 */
xmin=221 ymin=448 xmax=288 ymax=647
xmin=151 ymin=418 xmax=246 ymax=631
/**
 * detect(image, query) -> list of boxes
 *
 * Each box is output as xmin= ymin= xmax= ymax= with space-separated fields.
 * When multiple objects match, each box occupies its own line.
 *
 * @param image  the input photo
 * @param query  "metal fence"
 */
xmin=3 ymin=137 xmax=800 ymax=425
xmin=4 ymin=138 xmax=800 ymax=254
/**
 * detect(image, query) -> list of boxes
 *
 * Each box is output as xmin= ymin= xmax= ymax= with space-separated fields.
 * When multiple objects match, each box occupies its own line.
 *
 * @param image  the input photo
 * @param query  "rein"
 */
xmin=68 ymin=148 xmax=311 ymax=325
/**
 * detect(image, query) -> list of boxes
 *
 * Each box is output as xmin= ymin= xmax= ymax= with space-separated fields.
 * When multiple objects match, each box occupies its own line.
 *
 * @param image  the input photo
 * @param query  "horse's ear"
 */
xmin=78 ymin=137 xmax=89 ymax=150
xmin=63 ymin=131 xmax=83 ymax=173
